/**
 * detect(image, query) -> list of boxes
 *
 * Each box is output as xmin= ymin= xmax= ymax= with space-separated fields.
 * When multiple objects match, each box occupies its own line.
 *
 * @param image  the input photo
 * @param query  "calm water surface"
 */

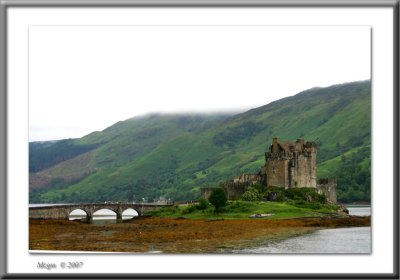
xmin=232 ymin=227 xmax=370 ymax=253
xmin=347 ymin=206 xmax=371 ymax=216
xmin=231 ymin=206 xmax=371 ymax=254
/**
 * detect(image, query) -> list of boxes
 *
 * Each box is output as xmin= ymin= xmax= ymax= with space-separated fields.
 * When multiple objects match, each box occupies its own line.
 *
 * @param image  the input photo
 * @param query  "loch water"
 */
xmin=229 ymin=206 xmax=371 ymax=254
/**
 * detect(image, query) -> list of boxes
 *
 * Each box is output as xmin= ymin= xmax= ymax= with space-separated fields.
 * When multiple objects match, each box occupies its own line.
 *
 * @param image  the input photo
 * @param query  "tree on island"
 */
xmin=208 ymin=188 xmax=227 ymax=212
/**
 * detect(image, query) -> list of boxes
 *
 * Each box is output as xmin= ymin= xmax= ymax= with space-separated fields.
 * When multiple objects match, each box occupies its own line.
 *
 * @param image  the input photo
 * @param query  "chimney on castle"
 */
xmin=270 ymin=137 xmax=279 ymax=152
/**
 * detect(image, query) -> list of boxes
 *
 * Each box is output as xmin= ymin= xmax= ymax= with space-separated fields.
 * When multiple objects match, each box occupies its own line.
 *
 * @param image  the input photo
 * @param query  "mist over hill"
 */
xmin=30 ymin=80 xmax=371 ymax=203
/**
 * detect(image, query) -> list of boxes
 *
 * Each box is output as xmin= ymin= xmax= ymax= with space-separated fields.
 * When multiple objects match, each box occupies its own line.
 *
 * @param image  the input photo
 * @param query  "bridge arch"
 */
xmin=92 ymin=208 xmax=118 ymax=222
xmin=68 ymin=208 xmax=89 ymax=221
xmin=122 ymin=208 xmax=139 ymax=220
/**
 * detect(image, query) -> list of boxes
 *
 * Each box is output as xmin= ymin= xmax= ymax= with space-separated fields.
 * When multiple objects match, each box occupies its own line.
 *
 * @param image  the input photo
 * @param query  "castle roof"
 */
xmin=270 ymin=138 xmax=315 ymax=153
xmin=271 ymin=138 xmax=294 ymax=152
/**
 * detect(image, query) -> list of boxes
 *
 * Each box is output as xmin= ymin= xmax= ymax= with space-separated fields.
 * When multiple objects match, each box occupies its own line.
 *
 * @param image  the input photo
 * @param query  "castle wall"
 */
xmin=316 ymin=178 xmax=337 ymax=204
xmin=201 ymin=187 xmax=214 ymax=200
xmin=201 ymin=183 xmax=253 ymax=201
xmin=233 ymin=174 xmax=260 ymax=184
xmin=265 ymin=159 xmax=288 ymax=188
xmin=222 ymin=183 xmax=252 ymax=200
xmin=290 ymin=147 xmax=317 ymax=188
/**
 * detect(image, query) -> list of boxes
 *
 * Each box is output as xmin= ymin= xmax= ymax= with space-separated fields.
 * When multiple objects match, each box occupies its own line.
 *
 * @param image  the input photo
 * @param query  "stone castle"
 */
xmin=260 ymin=138 xmax=317 ymax=188
xmin=201 ymin=137 xmax=337 ymax=204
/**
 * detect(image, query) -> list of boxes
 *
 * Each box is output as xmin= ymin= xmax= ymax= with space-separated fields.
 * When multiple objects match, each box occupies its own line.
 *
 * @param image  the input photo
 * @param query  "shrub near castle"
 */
xmin=208 ymin=188 xmax=228 ymax=213
xmin=241 ymin=187 xmax=262 ymax=202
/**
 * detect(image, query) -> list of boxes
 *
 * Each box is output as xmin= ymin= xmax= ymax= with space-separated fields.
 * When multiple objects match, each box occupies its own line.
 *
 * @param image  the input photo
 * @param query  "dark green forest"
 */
xmin=336 ymin=146 xmax=371 ymax=202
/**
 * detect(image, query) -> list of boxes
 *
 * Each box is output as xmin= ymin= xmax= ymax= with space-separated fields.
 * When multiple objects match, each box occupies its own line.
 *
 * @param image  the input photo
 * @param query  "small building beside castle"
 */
xmin=201 ymin=137 xmax=337 ymax=204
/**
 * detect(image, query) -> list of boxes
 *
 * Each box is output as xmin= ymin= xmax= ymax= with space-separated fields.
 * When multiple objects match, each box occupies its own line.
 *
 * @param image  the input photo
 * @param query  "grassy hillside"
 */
xmin=30 ymin=80 xmax=371 ymax=203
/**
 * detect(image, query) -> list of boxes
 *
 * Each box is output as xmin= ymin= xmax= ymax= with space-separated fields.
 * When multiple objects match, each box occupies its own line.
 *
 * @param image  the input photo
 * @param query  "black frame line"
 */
xmin=0 ymin=0 xmax=398 ymax=279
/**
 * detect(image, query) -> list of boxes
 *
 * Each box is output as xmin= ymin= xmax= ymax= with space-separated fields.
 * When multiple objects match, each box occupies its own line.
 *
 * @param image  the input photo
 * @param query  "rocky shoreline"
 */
xmin=29 ymin=215 xmax=370 ymax=253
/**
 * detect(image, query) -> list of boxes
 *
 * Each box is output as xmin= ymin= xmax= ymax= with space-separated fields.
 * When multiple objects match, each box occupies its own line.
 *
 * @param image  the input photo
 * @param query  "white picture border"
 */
xmin=5 ymin=5 xmax=396 ymax=276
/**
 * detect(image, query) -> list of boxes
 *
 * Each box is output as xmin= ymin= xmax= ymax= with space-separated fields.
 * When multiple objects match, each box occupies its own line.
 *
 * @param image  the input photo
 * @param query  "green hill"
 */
xmin=29 ymin=80 xmax=371 ymax=203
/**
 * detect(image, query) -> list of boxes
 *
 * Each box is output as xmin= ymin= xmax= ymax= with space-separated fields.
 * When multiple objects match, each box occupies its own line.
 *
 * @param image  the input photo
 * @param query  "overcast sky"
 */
xmin=29 ymin=26 xmax=370 ymax=142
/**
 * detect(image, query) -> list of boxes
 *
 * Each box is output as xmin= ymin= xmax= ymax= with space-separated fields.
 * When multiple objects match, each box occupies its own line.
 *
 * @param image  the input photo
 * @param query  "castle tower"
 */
xmin=262 ymin=138 xmax=317 ymax=188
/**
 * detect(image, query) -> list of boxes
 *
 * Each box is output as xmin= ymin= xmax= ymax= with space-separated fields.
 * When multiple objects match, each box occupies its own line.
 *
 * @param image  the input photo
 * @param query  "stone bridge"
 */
xmin=29 ymin=203 xmax=173 ymax=223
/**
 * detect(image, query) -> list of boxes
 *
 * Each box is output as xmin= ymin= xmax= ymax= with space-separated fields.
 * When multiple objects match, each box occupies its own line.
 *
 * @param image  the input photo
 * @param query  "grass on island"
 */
xmin=150 ymin=186 xmax=345 ymax=220
xmin=149 ymin=200 xmax=343 ymax=220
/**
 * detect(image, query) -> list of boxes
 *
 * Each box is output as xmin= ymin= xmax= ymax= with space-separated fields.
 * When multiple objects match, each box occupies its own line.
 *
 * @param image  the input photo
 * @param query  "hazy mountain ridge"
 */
xmin=30 ymin=80 xmax=371 ymax=203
